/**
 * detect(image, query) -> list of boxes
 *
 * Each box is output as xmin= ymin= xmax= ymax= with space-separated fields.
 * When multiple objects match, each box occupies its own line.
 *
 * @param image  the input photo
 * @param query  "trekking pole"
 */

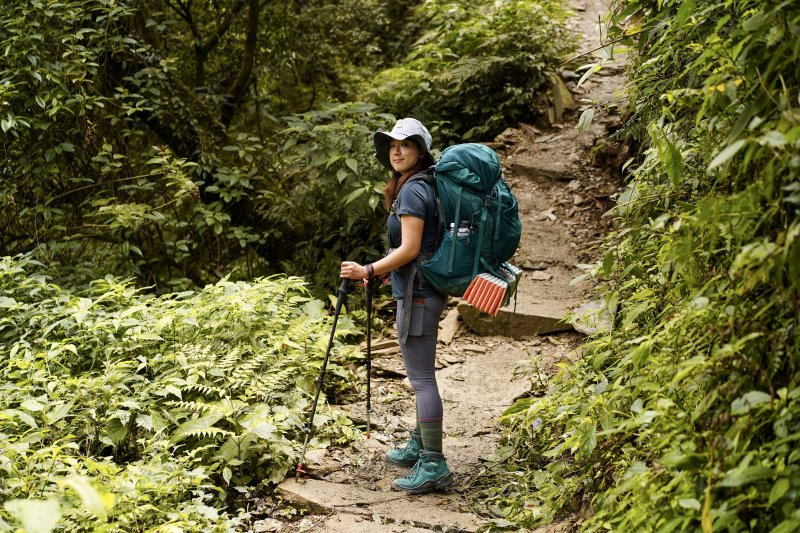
xmin=365 ymin=277 xmax=376 ymax=439
xmin=296 ymin=278 xmax=351 ymax=481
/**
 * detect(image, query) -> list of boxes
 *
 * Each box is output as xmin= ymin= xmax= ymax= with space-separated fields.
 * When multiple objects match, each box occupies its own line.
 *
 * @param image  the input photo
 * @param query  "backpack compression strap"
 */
xmin=447 ymin=185 xmax=462 ymax=274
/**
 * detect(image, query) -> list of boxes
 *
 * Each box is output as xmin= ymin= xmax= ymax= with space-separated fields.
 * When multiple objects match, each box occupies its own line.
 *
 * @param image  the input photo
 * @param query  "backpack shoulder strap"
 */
xmin=406 ymin=166 xmax=435 ymax=186
xmin=407 ymin=167 xmax=444 ymax=250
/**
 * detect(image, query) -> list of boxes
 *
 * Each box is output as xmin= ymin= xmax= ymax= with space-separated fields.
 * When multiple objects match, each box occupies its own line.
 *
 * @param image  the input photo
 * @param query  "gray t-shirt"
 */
xmin=387 ymin=171 xmax=440 ymax=299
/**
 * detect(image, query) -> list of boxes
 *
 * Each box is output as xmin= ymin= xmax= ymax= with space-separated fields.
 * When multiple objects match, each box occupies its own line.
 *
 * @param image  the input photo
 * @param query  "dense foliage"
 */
xmin=0 ymin=0 xmax=399 ymax=294
xmin=478 ymin=0 xmax=800 ymax=530
xmin=367 ymin=0 xmax=572 ymax=142
xmin=0 ymin=253 xmax=360 ymax=530
xmin=0 ymin=1 xmax=574 ymax=529
xmin=0 ymin=0 xmax=570 ymax=294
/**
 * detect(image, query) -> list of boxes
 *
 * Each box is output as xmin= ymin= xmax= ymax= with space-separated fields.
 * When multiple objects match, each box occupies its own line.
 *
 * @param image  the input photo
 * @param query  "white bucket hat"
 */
xmin=373 ymin=118 xmax=432 ymax=171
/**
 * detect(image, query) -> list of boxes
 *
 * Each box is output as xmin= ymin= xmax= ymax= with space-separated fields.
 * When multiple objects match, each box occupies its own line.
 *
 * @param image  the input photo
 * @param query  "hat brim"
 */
xmin=374 ymin=131 xmax=427 ymax=171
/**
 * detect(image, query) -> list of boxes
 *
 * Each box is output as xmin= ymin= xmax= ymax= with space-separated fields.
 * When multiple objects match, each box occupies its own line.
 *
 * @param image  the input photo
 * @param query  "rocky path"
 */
xmin=260 ymin=2 xmax=627 ymax=531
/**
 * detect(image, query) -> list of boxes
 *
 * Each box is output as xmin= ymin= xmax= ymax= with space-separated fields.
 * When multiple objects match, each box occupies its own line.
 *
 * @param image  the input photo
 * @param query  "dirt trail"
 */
xmin=259 ymin=2 xmax=627 ymax=531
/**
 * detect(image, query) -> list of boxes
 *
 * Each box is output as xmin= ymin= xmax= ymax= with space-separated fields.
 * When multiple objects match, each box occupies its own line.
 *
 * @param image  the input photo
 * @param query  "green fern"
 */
xmin=0 ymin=256 xmax=361 ymax=529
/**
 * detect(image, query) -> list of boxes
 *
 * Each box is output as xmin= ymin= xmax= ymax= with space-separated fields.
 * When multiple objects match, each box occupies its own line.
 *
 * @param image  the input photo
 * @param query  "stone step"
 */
xmin=276 ymin=478 xmax=481 ymax=532
xmin=457 ymin=298 xmax=576 ymax=339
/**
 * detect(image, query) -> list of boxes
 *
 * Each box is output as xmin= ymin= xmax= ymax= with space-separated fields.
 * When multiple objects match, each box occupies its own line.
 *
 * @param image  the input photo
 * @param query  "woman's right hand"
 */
xmin=340 ymin=261 xmax=368 ymax=280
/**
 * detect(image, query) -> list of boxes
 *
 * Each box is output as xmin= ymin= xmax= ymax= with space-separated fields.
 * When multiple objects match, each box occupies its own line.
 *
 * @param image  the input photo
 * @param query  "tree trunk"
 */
xmin=221 ymin=0 xmax=259 ymax=127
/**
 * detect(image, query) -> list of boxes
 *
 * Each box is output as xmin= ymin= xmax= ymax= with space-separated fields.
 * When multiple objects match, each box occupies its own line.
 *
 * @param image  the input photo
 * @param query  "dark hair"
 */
xmin=382 ymin=148 xmax=435 ymax=210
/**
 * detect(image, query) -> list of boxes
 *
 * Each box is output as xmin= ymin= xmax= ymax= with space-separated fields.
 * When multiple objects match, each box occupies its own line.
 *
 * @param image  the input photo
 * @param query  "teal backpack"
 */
xmin=417 ymin=143 xmax=522 ymax=297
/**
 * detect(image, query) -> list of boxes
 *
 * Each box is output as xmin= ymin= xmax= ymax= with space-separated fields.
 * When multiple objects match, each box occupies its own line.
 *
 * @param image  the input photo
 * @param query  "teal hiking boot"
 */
xmin=392 ymin=451 xmax=453 ymax=494
xmin=386 ymin=431 xmax=421 ymax=466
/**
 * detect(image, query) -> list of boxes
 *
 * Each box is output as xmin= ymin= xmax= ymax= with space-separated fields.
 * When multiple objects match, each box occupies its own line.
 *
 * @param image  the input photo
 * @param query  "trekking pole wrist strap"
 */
xmin=366 ymin=263 xmax=374 ymax=279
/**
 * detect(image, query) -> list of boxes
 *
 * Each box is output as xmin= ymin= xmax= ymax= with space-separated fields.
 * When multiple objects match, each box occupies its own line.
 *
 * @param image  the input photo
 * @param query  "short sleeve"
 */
xmin=396 ymin=180 xmax=429 ymax=219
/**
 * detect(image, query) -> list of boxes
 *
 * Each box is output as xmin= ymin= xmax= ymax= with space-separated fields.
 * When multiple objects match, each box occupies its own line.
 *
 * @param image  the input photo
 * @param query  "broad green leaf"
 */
xmin=708 ymin=139 xmax=746 ymax=170
xmin=678 ymin=498 xmax=701 ymax=511
xmin=649 ymin=124 xmax=683 ymax=186
xmin=485 ymin=446 xmax=515 ymax=463
xmin=742 ymin=11 xmax=769 ymax=32
xmin=160 ymin=385 xmax=182 ymax=399
xmin=768 ymin=478 xmax=789 ymax=505
xmin=251 ymin=423 xmax=277 ymax=439
xmin=4 ymin=499 xmax=61 ymax=533
xmin=676 ymin=0 xmax=696 ymax=24
xmin=45 ymin=401 xmax=74 ymax=425
xmin=731 ymin=390 xmax=772 ymax=415
xmin=577 ymin=107 xmax=594 ymax=132
xmin=61 ymin=476 xmax=111 ymax=521
xmin=106 ymin=418 xmax=128 ymax=446
xmin=6 ymin=409 xmax=38 ymax=428
xmin=303 ymin=299 xmax=325 ymax=319
xmin=661 ymin=450 xmax=704 ymax=470
xmin=21 ymin=399 xmax=46 ymax=411
xmin=718 ymin=465 xmax=774 ymax=487
xmin=759 ymin=130 xmax=786 ymax=147
xmin=135 ymin=413 xmax=153 ymax=431
xmin=343 ymin=187 xmax=365 ymax=205
xmin=771 ymin=521 xmax=800 ymax=533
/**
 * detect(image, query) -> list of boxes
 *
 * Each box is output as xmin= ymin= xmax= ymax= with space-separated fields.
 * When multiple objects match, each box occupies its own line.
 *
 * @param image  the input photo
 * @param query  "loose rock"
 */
xmin=438 ymin=307 xmax=462 ymax=345
xmin=252 ymin=518 xmax=283 ymax=532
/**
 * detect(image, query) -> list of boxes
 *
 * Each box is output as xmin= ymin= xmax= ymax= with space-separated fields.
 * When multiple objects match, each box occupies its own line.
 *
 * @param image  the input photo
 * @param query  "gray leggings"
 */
xmin=396 ymin=292 xmax=447 ymax=423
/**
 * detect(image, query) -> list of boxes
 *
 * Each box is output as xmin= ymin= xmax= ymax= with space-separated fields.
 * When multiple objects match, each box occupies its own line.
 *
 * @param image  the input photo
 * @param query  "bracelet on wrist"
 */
xmin=366 ymin=263 xmax=374 ymax=279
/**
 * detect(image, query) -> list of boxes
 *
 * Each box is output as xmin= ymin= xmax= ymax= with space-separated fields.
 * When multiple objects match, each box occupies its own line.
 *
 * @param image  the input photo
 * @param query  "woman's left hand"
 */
xmin=340 ymin=261 xmax=368 ymax=280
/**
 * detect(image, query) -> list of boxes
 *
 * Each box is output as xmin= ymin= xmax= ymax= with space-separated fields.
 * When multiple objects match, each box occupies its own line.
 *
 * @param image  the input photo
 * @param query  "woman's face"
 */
xmin=389 ymin=139 xmax=422 ymax=175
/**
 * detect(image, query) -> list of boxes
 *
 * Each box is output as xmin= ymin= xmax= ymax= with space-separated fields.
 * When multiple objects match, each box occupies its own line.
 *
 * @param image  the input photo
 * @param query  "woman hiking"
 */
xmin=340 ymin=118 xmax=452 ymax=494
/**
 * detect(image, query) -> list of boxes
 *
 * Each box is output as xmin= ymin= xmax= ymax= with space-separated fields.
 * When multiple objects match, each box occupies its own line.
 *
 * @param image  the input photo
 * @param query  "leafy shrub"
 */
xmin=473 ymin=1 xmax=800 ymax=531
xmin=0 ymin=253 xmax=361 ymax=530
xmin=366 ymin=0 xmax=574 ymax=141
xmin=263 ymin=102 xmax=396 ymax=296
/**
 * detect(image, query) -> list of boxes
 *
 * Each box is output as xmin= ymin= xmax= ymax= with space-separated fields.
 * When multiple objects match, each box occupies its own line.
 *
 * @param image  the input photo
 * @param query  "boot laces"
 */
xmin=400 ymin=457 xmax=432 ymax=480
xmin=394 ymin=437 xmax=415 ymax=452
